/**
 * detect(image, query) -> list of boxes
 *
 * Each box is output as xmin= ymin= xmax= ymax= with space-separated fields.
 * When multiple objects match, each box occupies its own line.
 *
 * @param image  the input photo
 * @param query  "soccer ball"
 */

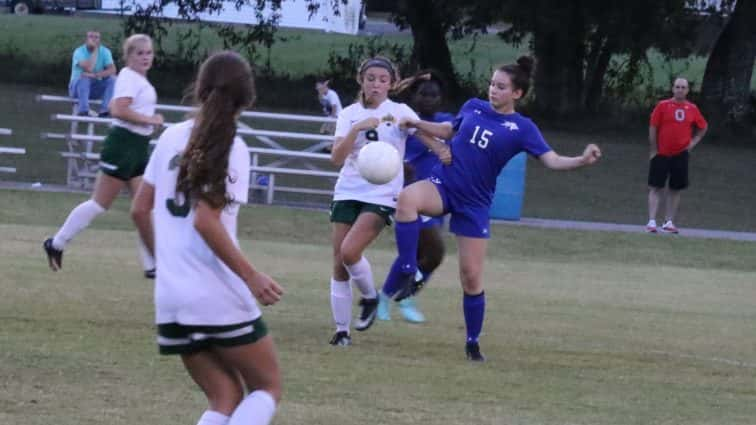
xmin=357 ymin=141 xmax=401 ymax=185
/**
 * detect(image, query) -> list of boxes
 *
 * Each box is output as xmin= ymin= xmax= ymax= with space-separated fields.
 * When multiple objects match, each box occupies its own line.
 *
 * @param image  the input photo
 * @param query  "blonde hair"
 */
xmin=122 ymin=33 xmax=152 ymax=62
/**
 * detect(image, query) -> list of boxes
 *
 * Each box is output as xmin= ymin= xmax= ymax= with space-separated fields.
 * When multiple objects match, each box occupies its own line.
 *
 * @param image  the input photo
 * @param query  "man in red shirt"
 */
xmin=646 ymin=77 xmax=708 ymax=233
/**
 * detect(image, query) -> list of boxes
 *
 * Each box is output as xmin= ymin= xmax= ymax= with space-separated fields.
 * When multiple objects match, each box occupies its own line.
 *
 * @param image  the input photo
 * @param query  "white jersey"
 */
xmin=142 ymin=119 xmax=257 ymax=326
xmin=333 ymin=99 xmax=419 ymax=207
xmin=112 ymin=67 xmax=157 ymax=136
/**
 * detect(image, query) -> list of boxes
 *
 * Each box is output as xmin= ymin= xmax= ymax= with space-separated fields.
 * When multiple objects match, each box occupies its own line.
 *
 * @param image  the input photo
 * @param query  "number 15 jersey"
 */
xmin=432 ymin=98 xmax=552 ymax=208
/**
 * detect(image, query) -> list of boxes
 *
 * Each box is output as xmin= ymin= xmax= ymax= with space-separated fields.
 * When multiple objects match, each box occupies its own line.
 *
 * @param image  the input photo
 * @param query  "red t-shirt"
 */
xmin=650 ymin=99 xmax=707 ymax=156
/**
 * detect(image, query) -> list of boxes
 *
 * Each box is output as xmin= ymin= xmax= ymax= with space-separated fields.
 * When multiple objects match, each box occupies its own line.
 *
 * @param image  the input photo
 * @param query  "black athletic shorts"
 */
xmin=648 ymin=151 xmax=689 ymax=190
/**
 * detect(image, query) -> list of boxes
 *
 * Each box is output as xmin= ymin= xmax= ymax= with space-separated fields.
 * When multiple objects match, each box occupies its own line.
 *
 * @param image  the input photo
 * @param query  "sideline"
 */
xmin=3 ymin=182 xmax=755 ymax=243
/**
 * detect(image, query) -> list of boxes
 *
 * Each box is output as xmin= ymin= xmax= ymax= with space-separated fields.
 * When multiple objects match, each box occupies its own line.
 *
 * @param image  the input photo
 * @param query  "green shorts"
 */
xmin=99 ymin=126 xmax=151 ymax=181
xmin=157 ymin=317 xmax=269 ymax=355
xmin=330 ymin=199 xmax=395 ymax=226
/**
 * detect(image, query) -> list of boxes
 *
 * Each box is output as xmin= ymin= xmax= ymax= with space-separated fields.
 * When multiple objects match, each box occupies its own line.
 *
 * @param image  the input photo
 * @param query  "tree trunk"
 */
xmin=701 ymin=0 xmax=756 ymax=131
xmin=532 ymin=1 xmax=586 ymax=117
xmin=399 ymin=0 xmax=462 ymax=97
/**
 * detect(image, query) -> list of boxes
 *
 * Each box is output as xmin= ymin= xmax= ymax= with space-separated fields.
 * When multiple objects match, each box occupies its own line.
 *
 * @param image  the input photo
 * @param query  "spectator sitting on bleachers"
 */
xmin=69 ymin=31 xmax=117 ymax=117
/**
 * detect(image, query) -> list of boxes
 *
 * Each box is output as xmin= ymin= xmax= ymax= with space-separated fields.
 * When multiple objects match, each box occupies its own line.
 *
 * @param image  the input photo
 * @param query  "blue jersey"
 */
xmin=404 ymin=112 xmax=455 ymax=181
xmin=433 ymin=98 xmax=552 ymax=208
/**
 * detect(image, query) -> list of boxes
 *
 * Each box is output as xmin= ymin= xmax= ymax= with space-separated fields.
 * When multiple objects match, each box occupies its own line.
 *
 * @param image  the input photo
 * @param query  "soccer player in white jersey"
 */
xmin=327 ymin=56 xmax=451 ymax=346
xmin=131 ymin=51 xmax=284 ymax=425
xmin=44 ymin=34 xmax=164 ymax=279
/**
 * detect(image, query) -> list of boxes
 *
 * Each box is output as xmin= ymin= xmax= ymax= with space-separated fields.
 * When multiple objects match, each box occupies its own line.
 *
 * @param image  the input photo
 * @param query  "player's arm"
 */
xmin=415 ymin=131 xmax=451 ymax=165
xmin=539 ymin=144 xmax=601 ymax=170
xmin=96 ymin=63 xmax=116 ymax=79
xmin=110 ymin=97 xmax=164 ymax=127
xmin=649 ymin=125 xmax=658 ymax=158
xmin=401 ymin=118 xmax=454 ymax=140
xmin=130 ymin=181 xmax=155 ymax=256
xmin=194 ymin=200 xmax=283 ymax=305
xmin=330 ymin=117 xmax=379 ymax=166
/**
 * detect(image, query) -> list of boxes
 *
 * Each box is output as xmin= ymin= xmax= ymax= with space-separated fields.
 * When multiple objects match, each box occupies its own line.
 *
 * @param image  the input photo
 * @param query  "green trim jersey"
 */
xmin=112 ymin=67 xmax=157 ymax=136
xmin=333 ymin=99 xmax=419 ymax=208
xmin=143 ymin=120 xmax=257 ymax=326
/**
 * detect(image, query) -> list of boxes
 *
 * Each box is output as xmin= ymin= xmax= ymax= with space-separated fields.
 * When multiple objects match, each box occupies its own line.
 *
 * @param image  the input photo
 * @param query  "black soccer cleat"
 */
xmin=144 ymin=268 xmax=156 ymax=279
xmin=391 ymin=273 xmax=418 ymax=302
xmin=465 ymin=341 xmax=486 ymax=362
xmin=43 ymin=238 xmax=63 ymax=271
xmin=354 ymin=297 xmax=379 ymax=331
xmin=329 ymin=331 xmax=352 ymax=346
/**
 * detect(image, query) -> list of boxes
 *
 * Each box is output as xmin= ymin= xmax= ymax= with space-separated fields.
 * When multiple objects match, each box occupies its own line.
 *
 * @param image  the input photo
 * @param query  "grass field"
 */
xmin=1 ymin=189 xmax=756 ymax=425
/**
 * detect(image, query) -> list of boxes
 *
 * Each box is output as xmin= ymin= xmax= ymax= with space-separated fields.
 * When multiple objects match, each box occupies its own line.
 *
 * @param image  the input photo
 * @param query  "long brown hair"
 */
xmin=498 ymin=56 xmax=535 ymax=96
xmin=176 ymin=51 xmax=255 ymax=209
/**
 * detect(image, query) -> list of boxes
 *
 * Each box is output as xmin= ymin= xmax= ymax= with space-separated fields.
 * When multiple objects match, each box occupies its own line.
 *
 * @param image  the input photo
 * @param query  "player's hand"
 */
xmin=434 ymin=143 xmax=452 ymax=165
xmin=150 ymin=113 xmax=165 ymax=127
xmin=399 ymin=117 xmax=418 ymax=130
xmin=246 ymin=271 xmax=284 ymax=306
xmin=582 ymin=144 xmax=601 ymax=165
xmin=354 ymin=117 xmax=379 ymax=132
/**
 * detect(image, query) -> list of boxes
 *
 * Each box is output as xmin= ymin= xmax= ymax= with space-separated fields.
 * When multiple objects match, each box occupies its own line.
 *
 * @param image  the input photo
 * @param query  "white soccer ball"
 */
xmin=357 ymin=141 xmax=401 ymax=185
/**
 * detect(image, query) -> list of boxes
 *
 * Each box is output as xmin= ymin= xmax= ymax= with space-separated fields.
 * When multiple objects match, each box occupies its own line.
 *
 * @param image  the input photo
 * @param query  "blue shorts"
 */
xmin=429 ymin=175 xmax=490 ymax=239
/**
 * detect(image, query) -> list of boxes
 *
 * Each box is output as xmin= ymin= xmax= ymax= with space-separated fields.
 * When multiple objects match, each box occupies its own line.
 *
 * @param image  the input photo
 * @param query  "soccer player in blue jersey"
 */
xmin=382 ymin=56 xmax=601 ymax=361
xmin=378 ymin=70 xmax=454 ymax=323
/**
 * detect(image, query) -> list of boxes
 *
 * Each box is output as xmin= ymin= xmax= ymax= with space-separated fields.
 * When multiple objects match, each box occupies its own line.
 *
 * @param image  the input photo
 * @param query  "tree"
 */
xmin=701 ymin=0 xmax=756 ymax=131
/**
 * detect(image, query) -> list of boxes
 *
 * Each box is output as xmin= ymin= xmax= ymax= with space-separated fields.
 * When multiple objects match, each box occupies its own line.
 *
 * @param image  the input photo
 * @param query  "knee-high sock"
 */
xmin=52 ymin=199 xmax=106 ymax=250
xmin=197 ymin=410 xmax=229 ymax=425
xmin=381 ymin=219 xmax=421 ymax=297
xmin=344 ymin=256 xmax=376 ymax=299
xmin=227 ymin=390 xmax=277 ymax=425
xmin=137 ymin=237 xmax=155 ymax=271
xmin=463 ymin=291 xmax=486 ymax=343
xmin=330 ymin=278 xmax=352 ymax=333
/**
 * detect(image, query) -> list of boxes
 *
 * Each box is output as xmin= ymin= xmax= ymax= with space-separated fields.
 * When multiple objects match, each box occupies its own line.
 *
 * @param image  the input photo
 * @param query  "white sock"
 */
xmin=52 ymin=199 xmax=106 ymax=249
xmin=197 ymin=410 xmax=230 ymax=425
xmin=137 ymin=237 xmax=155 ymax=271
xmin=344 ymin=256 xmax=377 ymax=299
xmin=330 ymin=278 xmax=352 ymax=333
xmin=227 ymin=390 xmax=277 ymax=425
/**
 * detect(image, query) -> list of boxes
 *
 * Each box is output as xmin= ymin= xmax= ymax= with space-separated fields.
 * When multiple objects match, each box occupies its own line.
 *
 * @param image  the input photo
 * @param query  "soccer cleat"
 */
xmin=465 ymin=341 xmax=486 ymax=362
xmin=392 ymin=272 xmax=417 ymax=302
xmin=645 ymin=220 xmax=657 ymax=233
xmin=329 ymin=331 xmax=352 ymax=346
xmin=398 ymin=297 xmax=425 ymax=323
xmin=144 ymin=268 xmax=156 ymax=279
xmin=661 ymin=220 xmax=679 ymax=234
xmin=377 ymin=292 xmax=391 ymax=321
xmin=43 ymin=238 xmax=63 ymax=271
xmin=354 ymin=297 xmax=379 ymax=331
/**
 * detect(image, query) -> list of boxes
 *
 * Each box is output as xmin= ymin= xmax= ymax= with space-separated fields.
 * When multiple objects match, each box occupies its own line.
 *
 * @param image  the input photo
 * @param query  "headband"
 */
xmin=360 ymin=58 xmax=395 ymax=79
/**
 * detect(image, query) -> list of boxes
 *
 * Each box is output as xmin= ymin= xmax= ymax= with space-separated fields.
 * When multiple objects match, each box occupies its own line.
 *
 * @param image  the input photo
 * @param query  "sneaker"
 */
xmin=377 ymin=292 xmax=391 ymax=321
xmin=645 ymin=219 xmax=657 ymax=233
xmin=329 ymin=331 xmax=352 ymax=346
xmin=43 ymin=238 xmax=63 ymax=271
xmin=354 ymin=297 xmax=379 ymax=331
xmin=144 ymin=268 xmax=156 ymax=279
xmin=392 ymin=272 xmax=417 ymax=302
xmin=411 ymin=269 xmax=427 ymax=295
xmin=398 ymin=297 xmax=425 ymax=323
xmin=661 ymin=221 xmax=679 ymax=234
xmin=465 ymin=341 xmax=486 ymax=362
xmin=98 ymin=111 xmax=111 ymax=118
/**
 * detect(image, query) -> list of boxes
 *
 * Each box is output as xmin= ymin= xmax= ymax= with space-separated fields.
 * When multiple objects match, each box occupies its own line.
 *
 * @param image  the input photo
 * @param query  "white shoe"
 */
xmin=661 ymin=220 xmax=679 ymax=234
xmin=645 ymin=219 xmax=657 ymax=233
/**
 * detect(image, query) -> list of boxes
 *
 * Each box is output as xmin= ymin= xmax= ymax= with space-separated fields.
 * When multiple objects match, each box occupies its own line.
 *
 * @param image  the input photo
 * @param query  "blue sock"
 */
xmin=380 ymin=219 xmax=420 ymax=297
xmin=463 ymin=291 xmax=485 ymax=343
xmin=395 ymin=218 xmax=420 ymax=273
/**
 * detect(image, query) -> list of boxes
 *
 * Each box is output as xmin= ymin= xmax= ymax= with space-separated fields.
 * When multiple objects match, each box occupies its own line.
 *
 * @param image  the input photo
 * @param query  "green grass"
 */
xmin=1 ymin=189 xmax=756 ymax=425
